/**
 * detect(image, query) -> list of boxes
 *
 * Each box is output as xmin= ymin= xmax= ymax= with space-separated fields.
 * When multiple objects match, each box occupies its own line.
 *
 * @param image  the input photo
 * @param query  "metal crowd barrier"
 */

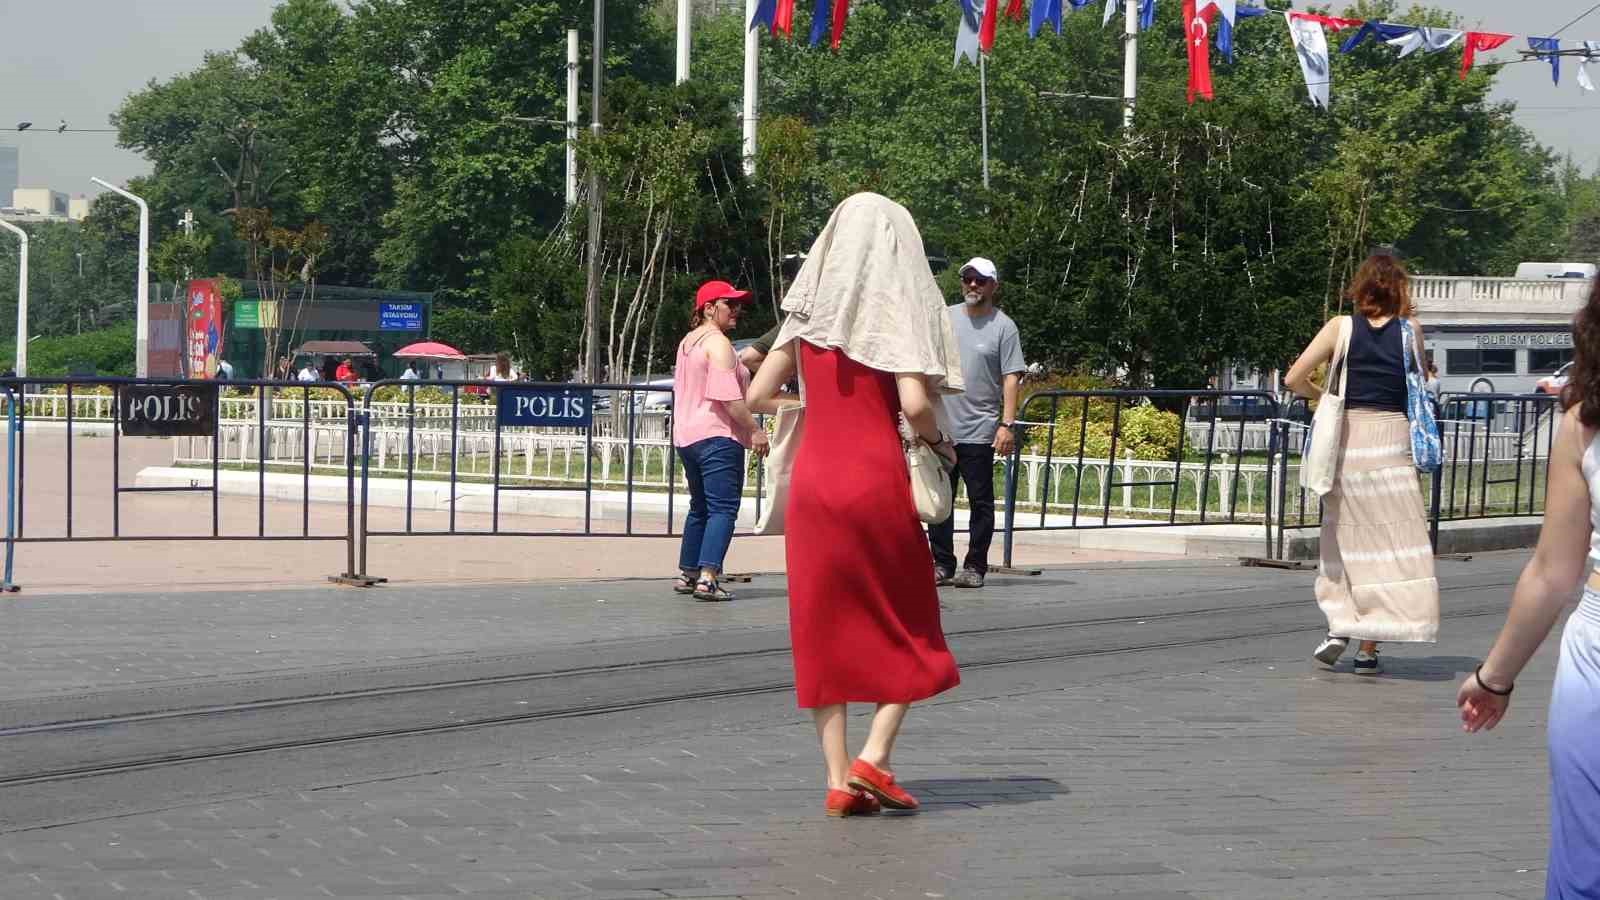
xmin=0 ymin=377 xmax=369 ymax=588
xmin=1270 ymin=391 xmax=1559 ymax=558
xmin=0 ymin=377 xmax=1562 ymax=590
xmin=999 ymin=389 xmax=1285 ymax=567
xmin=351 ymin=379 xmax=705 ymax=581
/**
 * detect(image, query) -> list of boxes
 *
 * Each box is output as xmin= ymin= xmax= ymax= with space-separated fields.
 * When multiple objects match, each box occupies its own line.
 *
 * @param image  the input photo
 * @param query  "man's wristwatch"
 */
xmin=999 ymin=421 xmax=1015 ymax=430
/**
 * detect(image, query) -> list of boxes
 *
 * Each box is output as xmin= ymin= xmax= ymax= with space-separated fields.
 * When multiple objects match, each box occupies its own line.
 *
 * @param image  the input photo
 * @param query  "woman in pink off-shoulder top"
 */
xmin=670 ymin=280 xmax=769 ymax=602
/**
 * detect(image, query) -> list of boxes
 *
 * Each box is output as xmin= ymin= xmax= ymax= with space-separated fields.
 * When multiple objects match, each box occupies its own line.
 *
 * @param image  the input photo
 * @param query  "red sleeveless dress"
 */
xmin=785 ymin=342 xmax=960 ymax=708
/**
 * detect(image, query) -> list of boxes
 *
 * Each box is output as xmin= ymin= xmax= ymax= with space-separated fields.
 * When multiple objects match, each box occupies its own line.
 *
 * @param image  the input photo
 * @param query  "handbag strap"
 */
xmin=1399 ymin=317 xmax=1424 ymax=376
xmin=1326 ymin=316 xmax=1353 ymax=398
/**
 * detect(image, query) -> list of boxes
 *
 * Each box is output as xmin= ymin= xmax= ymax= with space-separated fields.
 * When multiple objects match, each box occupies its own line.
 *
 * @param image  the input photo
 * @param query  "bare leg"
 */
xmin=811 ymin=704 xmax=850 ymax=790
xmin=1358 ymin=640 xmax=1379 ymax=654
xmin=856 ymin=703 xmax=910 ymax=772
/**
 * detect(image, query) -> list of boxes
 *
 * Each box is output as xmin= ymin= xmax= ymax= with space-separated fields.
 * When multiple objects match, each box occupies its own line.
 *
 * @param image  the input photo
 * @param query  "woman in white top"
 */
xmin=1458 ymin=283 xmax=1600 ymax=894
xmin=488 ymin=353 xmax=518 ymax=382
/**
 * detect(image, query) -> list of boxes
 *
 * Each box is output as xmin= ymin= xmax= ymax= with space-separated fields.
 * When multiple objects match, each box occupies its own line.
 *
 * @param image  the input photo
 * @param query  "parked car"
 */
xmin=1537 ymin=362 xmax=1573 ymax=397
xmin=595 ymin=378 xmax=673 ymax=414
xmin=1189 ymin=395 xmax=1275 ymax=422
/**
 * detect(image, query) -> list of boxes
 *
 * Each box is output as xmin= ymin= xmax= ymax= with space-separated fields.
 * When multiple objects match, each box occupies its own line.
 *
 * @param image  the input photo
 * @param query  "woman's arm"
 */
xmin=745 ymin=343 xmax=799 ymax=416
xmin=897 ymin=373 xmax=956 ymax=465
xmin=1284 ymin=318 xmax=1342 ymax=400
xmin=1458 ymin=406 xmax=1595 ymax=731
xmin=706 ymin=336 xmax=769 ymax=454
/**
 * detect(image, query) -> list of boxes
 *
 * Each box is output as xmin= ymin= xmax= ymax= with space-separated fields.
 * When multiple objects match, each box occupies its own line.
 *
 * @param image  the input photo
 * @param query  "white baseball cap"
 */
xmin=959 ymin=257 xmax=998 ymax=282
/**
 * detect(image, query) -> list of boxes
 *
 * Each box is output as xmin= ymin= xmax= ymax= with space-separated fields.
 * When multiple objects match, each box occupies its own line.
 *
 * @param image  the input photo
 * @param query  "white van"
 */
xmin=1514 ymin=261 xmax=1598 ymax=280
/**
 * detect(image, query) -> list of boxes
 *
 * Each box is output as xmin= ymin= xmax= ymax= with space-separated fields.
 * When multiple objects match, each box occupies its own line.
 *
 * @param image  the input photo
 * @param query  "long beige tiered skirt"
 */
xmin=1314 ymin=410 xmax=1440 ymax=643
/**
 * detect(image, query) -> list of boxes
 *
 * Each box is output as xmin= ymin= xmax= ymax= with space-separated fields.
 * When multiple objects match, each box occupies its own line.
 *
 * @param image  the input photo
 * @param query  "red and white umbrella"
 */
xmin=392 ymin=341 xmax=466 ymax=360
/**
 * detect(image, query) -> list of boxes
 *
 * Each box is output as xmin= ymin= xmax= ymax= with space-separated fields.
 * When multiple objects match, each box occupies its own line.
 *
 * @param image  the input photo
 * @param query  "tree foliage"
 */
xmin=60 ymin=0 xmax=1600 ymax=388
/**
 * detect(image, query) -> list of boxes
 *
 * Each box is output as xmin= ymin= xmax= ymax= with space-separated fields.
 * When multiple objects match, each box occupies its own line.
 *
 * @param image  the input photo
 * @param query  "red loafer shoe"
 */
xmin=823 ymin=788 xmax=883 ymax=818
xmin=824 ymin=788 xmax=860 ymax=817
xmin=852 ymin=791 xmax=882 ymax=815
xmin=847 ymin=759 xmax=918 ymax=810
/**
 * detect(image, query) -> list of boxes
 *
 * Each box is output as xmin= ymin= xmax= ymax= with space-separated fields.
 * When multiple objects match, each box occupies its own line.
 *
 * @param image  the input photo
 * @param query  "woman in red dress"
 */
xmin=747 ymin=193 xmax=964 ymax=817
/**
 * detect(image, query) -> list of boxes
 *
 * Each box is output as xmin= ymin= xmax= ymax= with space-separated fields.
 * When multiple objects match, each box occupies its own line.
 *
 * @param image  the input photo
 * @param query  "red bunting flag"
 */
xmin=831 ymin=0 xmax=849 ymax=49
xmin=772 ymin=0 xmax=794 ymax=37
xmin=1185 ymin=0 xmax=1216 ymax=103
xmin=1460 ymin=31 xmax=1513 ymax=79
xmin=1006 ymin=0 xmax=1025 ymax=21
xmin=980 ymin=0 xmax=999 ymax=52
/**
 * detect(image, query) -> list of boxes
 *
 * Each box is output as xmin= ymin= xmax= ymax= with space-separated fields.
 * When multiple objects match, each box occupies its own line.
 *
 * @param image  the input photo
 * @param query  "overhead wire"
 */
xmin=1552 ymin=2 xmax=1600 ymax=38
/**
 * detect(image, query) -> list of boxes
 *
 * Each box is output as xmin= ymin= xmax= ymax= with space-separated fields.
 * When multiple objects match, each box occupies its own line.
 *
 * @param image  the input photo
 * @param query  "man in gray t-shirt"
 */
xmin=929 ymin=257 xmax=1028 ymax=589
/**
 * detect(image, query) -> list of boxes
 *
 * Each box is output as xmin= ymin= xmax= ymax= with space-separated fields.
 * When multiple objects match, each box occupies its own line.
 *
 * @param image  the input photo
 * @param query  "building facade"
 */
xmin=0 ymin=146 xmax=16 ymax=208
xmin=9 ymin=188 xmax=68 ymax=218
xmin=1411 ymin=275 xmax=1586 ymax=395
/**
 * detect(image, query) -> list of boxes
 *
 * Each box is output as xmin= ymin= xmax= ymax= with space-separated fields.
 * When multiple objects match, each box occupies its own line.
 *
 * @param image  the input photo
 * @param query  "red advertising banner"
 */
xmin=186 ymin=279 xmax=222 ymax=379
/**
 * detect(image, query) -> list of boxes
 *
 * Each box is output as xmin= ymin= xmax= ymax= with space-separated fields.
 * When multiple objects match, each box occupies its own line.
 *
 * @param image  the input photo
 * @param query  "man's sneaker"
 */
xmin=1313 ymin=635 xmax=1349 ymax=667
xmin=1353 ymin=649 xmax=1382 ymax=675
xmin=934 ymin=567 xmax=955 ymax=587
xmin=952 ymin=568 xmax=985 ymax=589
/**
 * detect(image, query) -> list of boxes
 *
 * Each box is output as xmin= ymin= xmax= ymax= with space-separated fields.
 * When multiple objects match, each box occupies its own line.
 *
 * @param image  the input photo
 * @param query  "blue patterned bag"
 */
xmin=1400 ymin=318 xmax=1443 ymax=472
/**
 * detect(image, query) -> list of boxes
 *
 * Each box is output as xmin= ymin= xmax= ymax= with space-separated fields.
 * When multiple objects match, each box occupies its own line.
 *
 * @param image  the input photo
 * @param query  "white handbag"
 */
xmin=1303 ymin=316 xmax=1353 ymax=497
xmin=753 ymin=404 xmax=804 ymax=535
xmin=903 ymin=412 xmax=955 ymax=524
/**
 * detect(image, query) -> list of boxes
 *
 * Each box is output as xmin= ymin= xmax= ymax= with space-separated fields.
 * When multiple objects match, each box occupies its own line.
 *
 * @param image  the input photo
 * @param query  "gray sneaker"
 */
xmin=952 ymin=568 xmax=985 ymax=589
xmin=1313 ymin=635 xmax=1348 ymax=667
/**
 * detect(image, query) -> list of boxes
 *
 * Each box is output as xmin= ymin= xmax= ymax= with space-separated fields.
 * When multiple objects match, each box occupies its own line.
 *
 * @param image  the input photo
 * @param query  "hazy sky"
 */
xmin=1 ymin=0 xmax=1598 ymax=205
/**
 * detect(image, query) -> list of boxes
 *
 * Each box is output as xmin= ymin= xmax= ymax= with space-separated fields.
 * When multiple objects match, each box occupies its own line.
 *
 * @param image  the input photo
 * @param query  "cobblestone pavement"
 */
xmin=0 ymin=553 xmax=1558 ymax=899
xmin=0 ymin=560 xmax=1310 ymax=702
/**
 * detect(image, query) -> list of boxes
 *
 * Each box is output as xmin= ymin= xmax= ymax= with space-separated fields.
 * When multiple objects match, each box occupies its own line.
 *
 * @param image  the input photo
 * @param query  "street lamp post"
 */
xmin=583 ymin=0 xmax=605 ymax=384
xmin=0 ymin=219 xmax=27 ymax=377
xmin=90 ymin=178 xmax=149 ymax=378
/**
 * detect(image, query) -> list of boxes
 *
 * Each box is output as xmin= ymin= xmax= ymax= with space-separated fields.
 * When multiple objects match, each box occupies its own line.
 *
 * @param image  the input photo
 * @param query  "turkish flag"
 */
xmin=1006 ymin=0 xmax=1025 ymax=21
xmin=831 ymin=0 xmax=849 ymax=49
xmin=1185 ymin=0 xmax=1215 ymax=103
xmin=773 ymin=0 xmax=794 ymax=37
xmin=979 ymin=0 xmax=998 ymax=52
xmin=1459 ymin=31 xmax=1512 ymax=80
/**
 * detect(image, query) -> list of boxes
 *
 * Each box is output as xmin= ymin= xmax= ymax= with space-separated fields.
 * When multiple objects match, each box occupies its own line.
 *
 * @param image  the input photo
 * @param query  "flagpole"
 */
xmin=1123 ymin=0 xmax=1139 ymax=132
xmin=979 ymin=50 xmax=991 ymax=190
xmin=743 ymin=0 xmax=759 ymax=175
xmin=676 ymin=0 xmax=691 ymax=83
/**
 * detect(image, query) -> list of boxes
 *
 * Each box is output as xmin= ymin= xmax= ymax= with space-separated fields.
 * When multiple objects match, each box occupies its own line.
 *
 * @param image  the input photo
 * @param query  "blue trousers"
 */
xmin=677 ymin=437 xmax=745 ymax=574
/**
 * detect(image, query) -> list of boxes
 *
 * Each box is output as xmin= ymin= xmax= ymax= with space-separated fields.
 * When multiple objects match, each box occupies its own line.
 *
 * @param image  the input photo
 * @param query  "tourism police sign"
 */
xmin=119 ymin=384 xmax=219 ymax=437
xmin=497 ymin=387 xmax=593 ymax=428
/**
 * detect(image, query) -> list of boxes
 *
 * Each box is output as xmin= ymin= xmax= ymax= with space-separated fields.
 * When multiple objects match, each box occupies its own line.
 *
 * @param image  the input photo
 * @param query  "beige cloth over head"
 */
xmin=772 ymin=193 xmax=965 ymax=394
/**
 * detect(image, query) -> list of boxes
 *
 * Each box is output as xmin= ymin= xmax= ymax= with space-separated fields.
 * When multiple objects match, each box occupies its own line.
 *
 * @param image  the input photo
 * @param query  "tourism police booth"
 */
xmin=222 ymin=283 xmax=435 ymax=379
xmin=1411 ymin=267 xmax=1588 ymax=396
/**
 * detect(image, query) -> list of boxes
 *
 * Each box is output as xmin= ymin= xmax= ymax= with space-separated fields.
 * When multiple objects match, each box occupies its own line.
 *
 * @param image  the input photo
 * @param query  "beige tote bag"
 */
xmin=1303 ymin=316 xmax=1353 ymax=497
xmin=906 ymin=439 xmax=955 ymax=524
xmin=753 ymin=404 xmax=804 ymax=535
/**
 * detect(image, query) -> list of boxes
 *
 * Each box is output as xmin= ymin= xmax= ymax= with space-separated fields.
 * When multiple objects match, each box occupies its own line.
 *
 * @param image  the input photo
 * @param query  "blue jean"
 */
xmin=677 ymin=436 xmax=745 ymax=574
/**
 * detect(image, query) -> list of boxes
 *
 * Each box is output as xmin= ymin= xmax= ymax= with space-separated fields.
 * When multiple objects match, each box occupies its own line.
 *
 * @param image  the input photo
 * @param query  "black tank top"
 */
xmin=1344 ymin=317 xmax=1407 ymax=413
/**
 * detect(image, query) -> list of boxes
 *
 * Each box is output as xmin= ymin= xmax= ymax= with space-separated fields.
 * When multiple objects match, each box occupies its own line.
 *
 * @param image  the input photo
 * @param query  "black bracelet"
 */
xmin=1475 ymin=664 xmax=1514 ymax=697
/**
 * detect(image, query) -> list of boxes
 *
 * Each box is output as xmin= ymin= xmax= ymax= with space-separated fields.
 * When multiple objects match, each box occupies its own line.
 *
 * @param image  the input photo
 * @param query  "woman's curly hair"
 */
xmin=1562 ymin=277 xmax=1600 ymax=426
xmin=1345 ymin=253 xmax=1413 ymax=319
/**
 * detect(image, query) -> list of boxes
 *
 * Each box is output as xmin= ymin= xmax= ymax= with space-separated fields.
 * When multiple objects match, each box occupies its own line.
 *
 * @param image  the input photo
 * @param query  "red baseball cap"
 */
xmin=694 ymin=280 xmax=753 ymax=310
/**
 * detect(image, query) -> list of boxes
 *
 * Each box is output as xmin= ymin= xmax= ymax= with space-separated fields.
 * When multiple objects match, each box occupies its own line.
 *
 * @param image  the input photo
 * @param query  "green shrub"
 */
xmin=25 ymin=325 xmax=137 ymax=377
xmin=1035 ymin=401 xmax=1182 ymax=461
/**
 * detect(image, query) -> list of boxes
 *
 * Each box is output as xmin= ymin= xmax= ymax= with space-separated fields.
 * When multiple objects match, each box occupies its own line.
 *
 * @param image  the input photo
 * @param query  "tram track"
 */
xmin=0 ymin=576 xmax=1517 ymax=789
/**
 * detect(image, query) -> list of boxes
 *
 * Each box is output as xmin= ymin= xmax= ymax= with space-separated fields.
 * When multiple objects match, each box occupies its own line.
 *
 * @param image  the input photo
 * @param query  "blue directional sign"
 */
xmin=378 ymin=302 xmax=424 ymax=331
xmin=497 ymin=387 xmax=594 ymax=428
